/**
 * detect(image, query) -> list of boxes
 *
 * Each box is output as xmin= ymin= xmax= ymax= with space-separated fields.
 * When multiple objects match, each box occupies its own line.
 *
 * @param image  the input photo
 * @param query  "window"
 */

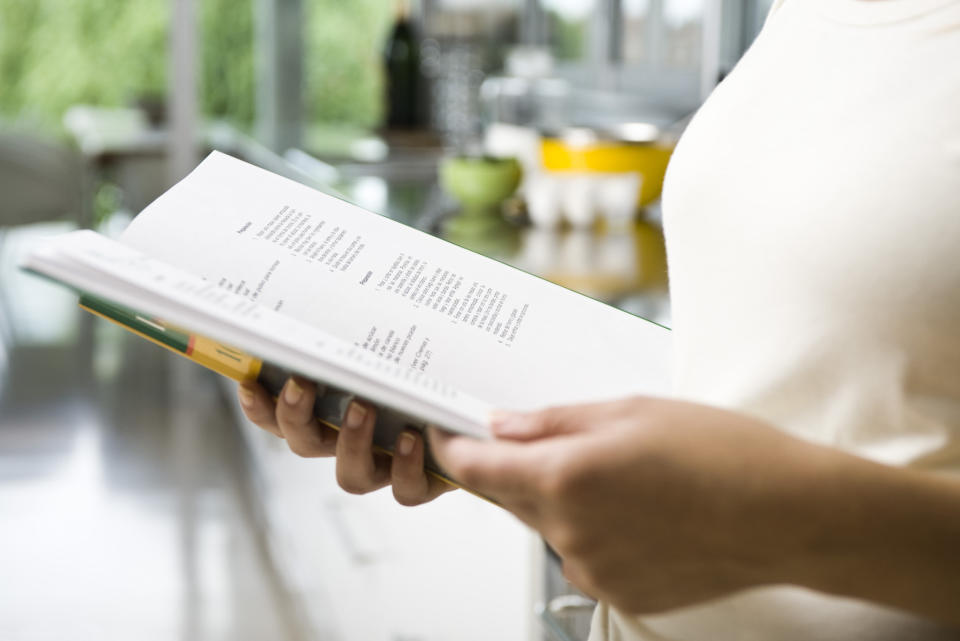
xmin=526 ymin=0 xmax=774 ymax=119
xmin=0 ymin=0 xmax=394 ymax=134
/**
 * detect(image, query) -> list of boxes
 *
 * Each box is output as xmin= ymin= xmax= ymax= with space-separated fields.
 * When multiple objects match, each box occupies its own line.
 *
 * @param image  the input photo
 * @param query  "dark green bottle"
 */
xmin=384 ymin=0 xmax=421 ymax=129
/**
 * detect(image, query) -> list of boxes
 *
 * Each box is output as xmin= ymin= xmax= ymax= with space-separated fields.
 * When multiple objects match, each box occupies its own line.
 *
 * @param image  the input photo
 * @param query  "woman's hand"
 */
xmin=237 ymin=378 xmax=454 ymax=505
xmin=431 ymin=397 xmax=960 ymax=623
xmin=427 ymin=397 xmax=866 ymax=615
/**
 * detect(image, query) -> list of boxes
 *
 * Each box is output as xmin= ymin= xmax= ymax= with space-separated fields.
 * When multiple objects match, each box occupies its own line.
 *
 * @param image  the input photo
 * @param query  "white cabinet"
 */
xmin=227 ymin=386 xmax=542 ymax=641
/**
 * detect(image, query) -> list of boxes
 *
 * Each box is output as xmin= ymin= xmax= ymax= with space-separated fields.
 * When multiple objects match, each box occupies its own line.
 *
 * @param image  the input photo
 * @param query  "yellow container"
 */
xmin=541 ymin=136 xmax=674 ymax=207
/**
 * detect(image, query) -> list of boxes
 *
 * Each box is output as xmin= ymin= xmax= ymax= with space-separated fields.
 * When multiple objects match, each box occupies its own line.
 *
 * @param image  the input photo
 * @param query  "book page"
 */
xmin=121 ymin=152 xmax=672 ymax=411
xmin=24 ymin=231 xmax=492 ymax=437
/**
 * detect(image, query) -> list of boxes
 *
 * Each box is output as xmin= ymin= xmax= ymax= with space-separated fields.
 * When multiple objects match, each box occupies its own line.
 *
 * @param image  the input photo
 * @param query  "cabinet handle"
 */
xmin=537 ymin=595 xmax=597 ymax=641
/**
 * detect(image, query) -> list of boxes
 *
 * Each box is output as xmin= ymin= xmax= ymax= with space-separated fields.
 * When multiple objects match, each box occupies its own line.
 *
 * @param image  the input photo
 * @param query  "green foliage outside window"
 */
xmin=306 ymin=0 xmax=392 ymax=126
xmin=201 ymin=0 xmax=256 ymax=128
xmin=0 ymin=0 xmax=168 ymax=131
xmin=0 ymin=0 xmax=391 ymax=134
xmin=547 ymin=11 xmax=588 ymax=61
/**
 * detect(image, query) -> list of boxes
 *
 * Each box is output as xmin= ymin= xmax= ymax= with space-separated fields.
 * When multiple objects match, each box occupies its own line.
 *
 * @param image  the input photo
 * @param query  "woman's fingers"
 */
xmin=239 ymin=380 xmax=452 ymax=505
xmin=428 ymin=426 xmax=545 ymax=509
xmin=275 ymin=377 xmax=338 ymax=457
xmin=391 ymin=430 xmax=455 ymax=506
xmin=238 ymin=381 xmax=282 ymax=437
xmin=335 ymin=400 xmax=391 ymax=494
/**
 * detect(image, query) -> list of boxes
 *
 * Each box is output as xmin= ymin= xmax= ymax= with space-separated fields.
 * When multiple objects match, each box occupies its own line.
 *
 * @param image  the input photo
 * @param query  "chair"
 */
xmin=0 ymin=131 xmax=84 ymax=228
xmin=0 ymin=131 xmax=86 ymax=354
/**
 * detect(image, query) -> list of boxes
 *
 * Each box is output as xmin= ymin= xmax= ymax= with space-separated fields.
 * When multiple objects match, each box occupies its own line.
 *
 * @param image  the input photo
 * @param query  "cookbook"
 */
xmin=22 ymin=151 xmax=672 ymax=483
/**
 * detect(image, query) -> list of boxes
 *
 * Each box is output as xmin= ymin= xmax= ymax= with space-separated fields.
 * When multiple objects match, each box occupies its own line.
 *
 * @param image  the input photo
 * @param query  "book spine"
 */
xmin=79 ymin=294 xmax=360 ymax=429
xmin=77 ymin=294 xmax=476 ymax=497
xmin=80 ymin=294 xmax=263 ymax=383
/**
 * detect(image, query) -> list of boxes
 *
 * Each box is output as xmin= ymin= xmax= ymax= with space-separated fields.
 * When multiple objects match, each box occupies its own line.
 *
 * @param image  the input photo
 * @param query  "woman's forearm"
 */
xmin=430 ymin=396 xmax=960 ymax=621
xmin=787 ymin=448 xmax=960 ymax=624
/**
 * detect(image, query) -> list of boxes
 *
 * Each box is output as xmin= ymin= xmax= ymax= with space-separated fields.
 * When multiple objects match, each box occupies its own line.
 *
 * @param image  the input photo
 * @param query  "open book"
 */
xmin=22 ymin=152 xmax=672 ymax=483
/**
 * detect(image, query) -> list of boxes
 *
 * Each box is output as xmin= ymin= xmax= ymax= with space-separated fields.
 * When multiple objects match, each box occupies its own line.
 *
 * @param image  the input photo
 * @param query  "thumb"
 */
xmin=491 ymin=407 xmax=586 ymax=441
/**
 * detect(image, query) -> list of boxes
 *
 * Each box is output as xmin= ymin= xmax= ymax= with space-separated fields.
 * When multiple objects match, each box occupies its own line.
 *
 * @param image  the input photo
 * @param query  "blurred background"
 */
xmin=0 ymin=1 xmax=773 ymax=640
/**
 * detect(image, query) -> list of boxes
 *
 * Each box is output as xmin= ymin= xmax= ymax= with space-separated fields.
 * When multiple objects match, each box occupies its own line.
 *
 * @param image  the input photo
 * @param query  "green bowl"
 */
xmin=440 ymin=156 xmax=522 ymax=210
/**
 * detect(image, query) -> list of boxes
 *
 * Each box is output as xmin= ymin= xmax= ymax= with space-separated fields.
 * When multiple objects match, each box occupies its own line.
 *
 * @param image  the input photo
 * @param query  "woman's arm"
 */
xmin=429 ymin=397 xmax=960 ymax=624
xmin=796 ymin=449 xmax=960 ymax=622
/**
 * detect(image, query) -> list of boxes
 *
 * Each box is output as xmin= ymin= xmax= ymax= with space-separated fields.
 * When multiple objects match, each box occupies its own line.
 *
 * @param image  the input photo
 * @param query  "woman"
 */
xmin=238 ymin=0 xmax=960 ymax=638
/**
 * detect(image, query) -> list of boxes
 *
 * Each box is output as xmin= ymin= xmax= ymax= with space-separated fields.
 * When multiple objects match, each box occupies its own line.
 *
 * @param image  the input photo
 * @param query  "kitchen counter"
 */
xmin=328 ymin=151 xmax=672 ymax=326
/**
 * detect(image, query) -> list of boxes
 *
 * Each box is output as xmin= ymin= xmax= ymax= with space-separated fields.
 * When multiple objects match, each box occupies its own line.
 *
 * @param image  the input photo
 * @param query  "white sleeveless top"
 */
xmin=590 ymin=1 xmax=960 ymax=639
